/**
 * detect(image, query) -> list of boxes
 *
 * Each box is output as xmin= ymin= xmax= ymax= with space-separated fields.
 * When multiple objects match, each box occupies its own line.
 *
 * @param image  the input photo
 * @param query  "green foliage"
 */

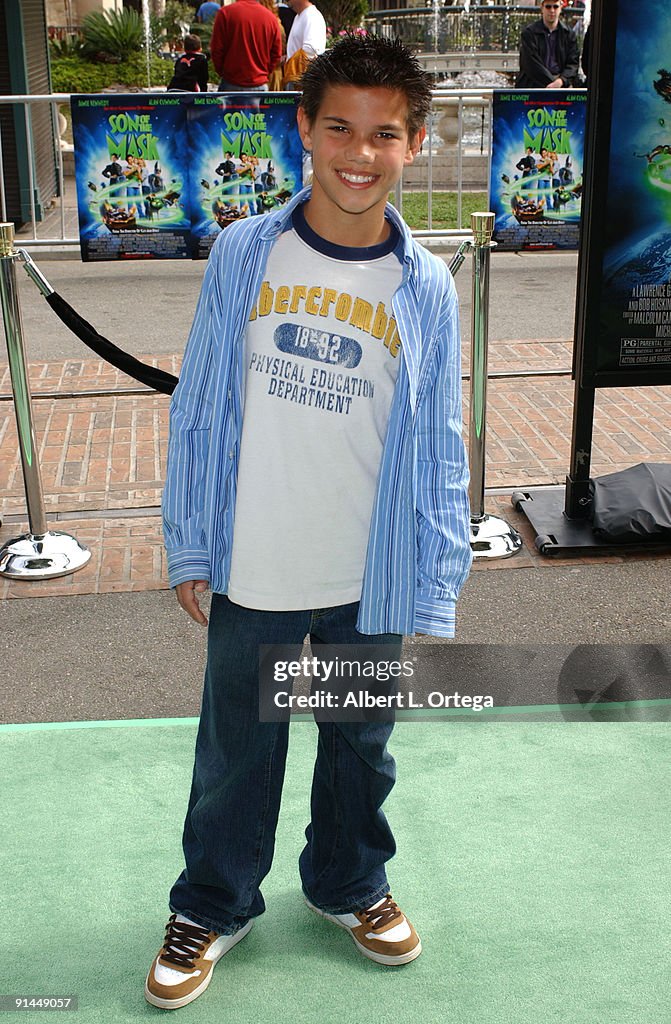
xmin=50 ymin=54 xmax=174 ymax=94
xmin=190 ymin=21 xmax=214 ymax=55
xmin=49 ymin=34 xmax=84 ymax=59
xmin=160 ymin=1 xmax=197 ymax=49
xmin=318 ymin=0 xmax=368 ymax=37
xmin=81 ymin=9 xmax=146 ymax=61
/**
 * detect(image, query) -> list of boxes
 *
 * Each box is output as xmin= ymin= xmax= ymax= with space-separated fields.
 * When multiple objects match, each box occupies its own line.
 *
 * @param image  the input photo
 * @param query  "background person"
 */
xmin=211 ymin=0 xmax=282 ymax=91
xmin=257 ymin=0 xmax=286 ymax=89
xmin=277 ymin=0 xmax=296 ymax=42
xmin=196 ymin=0 xmax=222 ymax=23
xmin=167 ymin=33 xmax=210 ymax=92
xmin=515 ymin=0 xmax=580 ymax=89
xmin=282 ymin=0 xmax=326 ymax=87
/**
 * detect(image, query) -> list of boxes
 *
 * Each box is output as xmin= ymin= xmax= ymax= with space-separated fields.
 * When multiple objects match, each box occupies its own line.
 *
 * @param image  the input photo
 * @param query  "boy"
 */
xmin=147 ymin=34 xmax=472 ymax=1010
xmin=167 ymin=34 xmax=209 ymax=93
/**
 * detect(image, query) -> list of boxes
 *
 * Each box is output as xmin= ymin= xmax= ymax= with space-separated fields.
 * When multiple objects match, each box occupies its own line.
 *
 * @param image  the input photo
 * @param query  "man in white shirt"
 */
xmin=286 ymin=0 xmax=326 ymax=59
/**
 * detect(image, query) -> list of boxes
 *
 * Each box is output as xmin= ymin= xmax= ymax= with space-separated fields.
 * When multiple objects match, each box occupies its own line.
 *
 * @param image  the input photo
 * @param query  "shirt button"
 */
xmin=228 ymin=450 xmax=234 ymax=460
xmin=227 ymin=389 xmax=232 ymax=399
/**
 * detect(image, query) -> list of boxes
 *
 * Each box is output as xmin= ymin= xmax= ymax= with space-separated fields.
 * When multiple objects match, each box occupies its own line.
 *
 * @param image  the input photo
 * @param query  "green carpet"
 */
xmin=2 ymin=721 xmax=669 ymax=1023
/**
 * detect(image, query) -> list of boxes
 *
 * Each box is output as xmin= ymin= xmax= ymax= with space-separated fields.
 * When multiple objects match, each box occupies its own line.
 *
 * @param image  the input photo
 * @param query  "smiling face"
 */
xmin=297 ymin=84 xmax=425 ymax=246
xmin=540 ymin=0 xmax=563 ymax=31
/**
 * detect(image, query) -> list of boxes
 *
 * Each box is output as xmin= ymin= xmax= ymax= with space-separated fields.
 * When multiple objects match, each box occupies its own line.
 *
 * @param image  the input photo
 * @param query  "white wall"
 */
xmin=46 ymin=0 xmax=74 ymax=27
xmin=47 ymin=1 xmax=170 ymax=24
xmin=70 ymin=0 xmax=123 ymax=17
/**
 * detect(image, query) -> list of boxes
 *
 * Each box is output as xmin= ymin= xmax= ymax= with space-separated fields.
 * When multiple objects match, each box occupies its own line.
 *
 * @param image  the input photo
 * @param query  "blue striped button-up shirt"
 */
xmin=162 ymin=187 xmax=472 ymax=637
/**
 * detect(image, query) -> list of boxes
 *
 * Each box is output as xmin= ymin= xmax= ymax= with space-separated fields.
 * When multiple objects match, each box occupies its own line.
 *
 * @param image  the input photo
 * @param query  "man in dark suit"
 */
xmin=515 ymin=0 xmax=580 ymax=89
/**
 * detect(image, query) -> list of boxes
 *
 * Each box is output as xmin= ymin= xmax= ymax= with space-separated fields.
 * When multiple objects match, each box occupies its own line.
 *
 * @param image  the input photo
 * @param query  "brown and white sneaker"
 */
xmin=144 ymin=913 xmax=253 ymax=1009
xmin=306 ymin=893 xmax=421 ymax=965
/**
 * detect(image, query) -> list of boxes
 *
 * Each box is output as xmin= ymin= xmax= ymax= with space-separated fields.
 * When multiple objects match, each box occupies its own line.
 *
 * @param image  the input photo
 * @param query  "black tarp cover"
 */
xmin=590 ymin=462 xmax=671 ymax=541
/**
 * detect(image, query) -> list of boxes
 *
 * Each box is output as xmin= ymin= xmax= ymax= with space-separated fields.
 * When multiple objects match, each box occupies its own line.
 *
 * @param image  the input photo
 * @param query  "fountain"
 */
xmin=432 ymin=0 xmax=474 ymax=54
xmin=142 ymin=0 xmax=152 ymax=90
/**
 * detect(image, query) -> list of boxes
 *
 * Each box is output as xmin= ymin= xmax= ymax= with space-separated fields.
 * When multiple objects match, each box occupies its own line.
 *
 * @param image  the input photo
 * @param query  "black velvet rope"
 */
xmin=45 ymin=292 xmax=179 ymax=395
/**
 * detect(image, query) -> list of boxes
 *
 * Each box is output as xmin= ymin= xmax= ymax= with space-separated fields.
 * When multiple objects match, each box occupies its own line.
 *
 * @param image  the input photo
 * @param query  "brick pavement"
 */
xmin=1 ymin=342 xmax=670 ymax=599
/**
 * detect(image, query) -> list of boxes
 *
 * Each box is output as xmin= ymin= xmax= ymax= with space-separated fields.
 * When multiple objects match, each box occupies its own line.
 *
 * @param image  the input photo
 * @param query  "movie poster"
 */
xmin=186 ymin=93 xmax=304 ymax=259
xmin=595 ymin=0 xmax=671 ymax=374
xmin=71 ymin=94 xmax=191 ymax=261
xmin=489 ymin=89 xmax=587 ymax=251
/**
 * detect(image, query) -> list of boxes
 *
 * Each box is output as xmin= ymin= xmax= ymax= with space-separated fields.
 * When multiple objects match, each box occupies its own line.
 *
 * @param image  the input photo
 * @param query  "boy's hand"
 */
xmin=175 ymin=580 xmax=210 ymax=626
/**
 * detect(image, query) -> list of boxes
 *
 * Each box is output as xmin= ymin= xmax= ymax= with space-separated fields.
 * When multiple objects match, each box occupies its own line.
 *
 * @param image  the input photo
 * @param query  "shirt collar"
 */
xmin=259 ymin=185 xmax=418 ymax=275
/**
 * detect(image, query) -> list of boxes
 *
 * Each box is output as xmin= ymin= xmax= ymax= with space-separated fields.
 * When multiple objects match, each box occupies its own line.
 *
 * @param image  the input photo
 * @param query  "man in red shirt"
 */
xmin=211 ymin=0 xmax=282 ymax=91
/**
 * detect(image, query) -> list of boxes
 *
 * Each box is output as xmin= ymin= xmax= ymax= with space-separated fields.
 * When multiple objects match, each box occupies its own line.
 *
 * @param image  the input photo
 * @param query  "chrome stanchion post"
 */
xmin=0 ymin=223 xmax=91 ymax=579
xmin=468 ymin=212 xmax=522 ymax=559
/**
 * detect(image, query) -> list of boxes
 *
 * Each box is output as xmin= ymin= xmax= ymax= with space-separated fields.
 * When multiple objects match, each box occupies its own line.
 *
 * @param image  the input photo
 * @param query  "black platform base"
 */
xmin=511 ymin=486 xmax=671 ymax=557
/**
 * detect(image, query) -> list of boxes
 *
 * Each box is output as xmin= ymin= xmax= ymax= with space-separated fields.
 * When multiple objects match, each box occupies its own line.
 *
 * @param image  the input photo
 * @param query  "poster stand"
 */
xmin=514 ymin=0 xmax=671 ymax=556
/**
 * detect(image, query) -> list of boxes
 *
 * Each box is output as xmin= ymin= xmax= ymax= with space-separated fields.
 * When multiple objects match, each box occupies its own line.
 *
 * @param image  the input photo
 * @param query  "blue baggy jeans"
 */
xmin=169 ymin=594 xmax=402 ymax=935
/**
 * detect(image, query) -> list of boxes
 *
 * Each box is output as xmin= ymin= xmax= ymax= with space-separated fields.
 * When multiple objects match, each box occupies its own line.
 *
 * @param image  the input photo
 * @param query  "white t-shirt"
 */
xmin=226 ymin=207 xmax=403 ymax=611
xmin=286 ymin=4 xmax=327 ymax=58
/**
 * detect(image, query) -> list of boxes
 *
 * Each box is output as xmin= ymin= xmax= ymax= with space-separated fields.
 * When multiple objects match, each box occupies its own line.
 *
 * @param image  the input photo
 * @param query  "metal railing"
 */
xmin=0 ymin=94 xmax=73 ymax=247
xmin=0 ymin=88 xmax=503 ymax=249
xmin=396 ymin=88 xmax=494 ymax=237
xmin=365 ymin=4 xmax=586 ymax=54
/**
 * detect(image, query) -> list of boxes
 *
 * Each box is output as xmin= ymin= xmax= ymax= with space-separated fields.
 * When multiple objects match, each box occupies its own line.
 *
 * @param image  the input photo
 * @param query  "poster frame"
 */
xmin=488 ymin=87 xmax=587 ymax=254
xmin=573 ymin=0 xmax=671 ymax=390
xmin=70 ymin=91 xmax=305 ymax=264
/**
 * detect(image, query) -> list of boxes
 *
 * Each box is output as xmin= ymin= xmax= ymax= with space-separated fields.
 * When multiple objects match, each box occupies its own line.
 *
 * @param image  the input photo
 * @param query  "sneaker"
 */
xmin=144 ymin=913 xmax=253 ymax=1009
xmin=306 ymin=893 xmax=421 ymax=966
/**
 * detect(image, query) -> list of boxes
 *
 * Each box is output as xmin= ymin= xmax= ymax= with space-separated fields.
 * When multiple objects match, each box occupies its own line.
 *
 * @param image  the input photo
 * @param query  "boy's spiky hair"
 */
xmin=299 ymin=34 xmax=432 ymax=139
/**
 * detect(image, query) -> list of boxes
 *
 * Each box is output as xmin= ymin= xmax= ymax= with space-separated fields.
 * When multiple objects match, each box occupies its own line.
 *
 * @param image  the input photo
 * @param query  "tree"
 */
xmin=317 ymin=0 xmax=368 ymax=37
xmin=81 ymin=9 xmax=145 ymax=62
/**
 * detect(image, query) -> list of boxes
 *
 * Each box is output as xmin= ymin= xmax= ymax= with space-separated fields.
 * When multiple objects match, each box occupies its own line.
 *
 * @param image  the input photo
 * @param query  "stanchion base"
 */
xmin=0 ymin=531 xmax=91 ymax=580
xmin=470 ymin=514 xmax=523 ymax=559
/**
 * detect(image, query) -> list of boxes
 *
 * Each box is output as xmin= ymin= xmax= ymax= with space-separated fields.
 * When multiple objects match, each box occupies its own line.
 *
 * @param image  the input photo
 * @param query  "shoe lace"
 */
xmin=362 ymin=895 xmax=402 ymax=931
xmin=160 ymin=914 xmax=212 ymax=968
